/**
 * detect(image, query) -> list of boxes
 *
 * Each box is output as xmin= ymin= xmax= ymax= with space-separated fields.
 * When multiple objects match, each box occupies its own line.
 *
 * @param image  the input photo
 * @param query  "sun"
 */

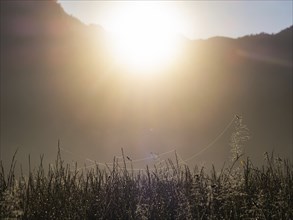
xmin=103 ymin=3 xmax=182 ymax=74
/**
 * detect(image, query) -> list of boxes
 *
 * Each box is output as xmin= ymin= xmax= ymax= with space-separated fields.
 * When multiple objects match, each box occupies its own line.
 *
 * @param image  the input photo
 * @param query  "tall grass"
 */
xmin=0 ymin=148 xmax=292 ymax=219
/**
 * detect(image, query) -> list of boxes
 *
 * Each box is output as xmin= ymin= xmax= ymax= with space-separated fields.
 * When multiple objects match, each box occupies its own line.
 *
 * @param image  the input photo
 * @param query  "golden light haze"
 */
xmin=1 ymin=1 xmax=292 ymax=172
xmin=102 ymin=2 xmax=184 ymax=74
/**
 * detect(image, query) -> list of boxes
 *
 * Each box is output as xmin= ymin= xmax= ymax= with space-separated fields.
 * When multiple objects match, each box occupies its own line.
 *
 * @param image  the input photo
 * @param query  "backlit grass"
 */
xmin=0 ymin=149 xmax=292 ymax=219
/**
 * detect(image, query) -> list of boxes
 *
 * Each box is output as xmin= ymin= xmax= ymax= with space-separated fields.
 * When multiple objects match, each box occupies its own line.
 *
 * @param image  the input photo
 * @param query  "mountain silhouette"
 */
xmin=1 ymin=1 xmax=292 ymax=168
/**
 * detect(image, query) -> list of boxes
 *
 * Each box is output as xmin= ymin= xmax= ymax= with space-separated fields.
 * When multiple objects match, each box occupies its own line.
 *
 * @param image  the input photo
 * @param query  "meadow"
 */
xmin=1 ymin=148 xmax=292 ymax=219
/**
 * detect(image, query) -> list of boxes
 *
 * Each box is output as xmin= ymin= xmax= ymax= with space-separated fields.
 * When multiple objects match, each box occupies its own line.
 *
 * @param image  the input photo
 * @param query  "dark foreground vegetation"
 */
xmin=0 ymin=150 xmax=292 ymax=219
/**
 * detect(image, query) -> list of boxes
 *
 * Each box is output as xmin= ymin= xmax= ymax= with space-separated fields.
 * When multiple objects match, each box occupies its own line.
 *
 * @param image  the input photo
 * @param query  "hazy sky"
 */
xmin=58 ymin=1 xmax=292 ymax=39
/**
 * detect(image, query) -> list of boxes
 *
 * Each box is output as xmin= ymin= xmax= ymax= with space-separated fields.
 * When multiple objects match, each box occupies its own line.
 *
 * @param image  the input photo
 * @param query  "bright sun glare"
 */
xmin=104 ymin=3 xmax=182 ymax=74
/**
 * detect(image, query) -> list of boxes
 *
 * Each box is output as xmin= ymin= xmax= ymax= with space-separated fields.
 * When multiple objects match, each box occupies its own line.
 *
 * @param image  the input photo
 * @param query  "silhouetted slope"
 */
xmin=1 ymin=1 xmax=292 ymax=168
xmin=189 ymin=27 xmax=292 ymax=160
xmin=236 ymin=26 xmax=292 ymax=65
xmin=1 ymin=0 xmax=109 ymax=163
